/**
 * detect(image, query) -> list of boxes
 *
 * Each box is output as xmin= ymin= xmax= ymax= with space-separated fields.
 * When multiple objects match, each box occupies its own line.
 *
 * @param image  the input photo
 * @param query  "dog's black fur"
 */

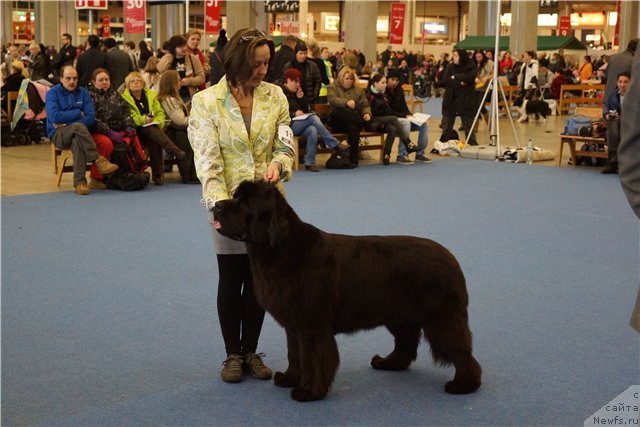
xmin=524 ymin=100 xmax=552 ymax=120
xmin=212 ymin=181 xmax=482 ymax=402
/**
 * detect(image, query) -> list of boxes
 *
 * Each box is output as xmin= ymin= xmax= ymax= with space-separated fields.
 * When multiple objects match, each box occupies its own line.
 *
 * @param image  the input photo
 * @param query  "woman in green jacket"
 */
xmin=122 ymin=71 xmax=186 ymax=185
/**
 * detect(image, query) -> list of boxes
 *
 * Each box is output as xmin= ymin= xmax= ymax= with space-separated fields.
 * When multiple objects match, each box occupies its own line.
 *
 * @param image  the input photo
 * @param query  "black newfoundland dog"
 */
xmin=212 ymin=181 xmax=482 ymax=402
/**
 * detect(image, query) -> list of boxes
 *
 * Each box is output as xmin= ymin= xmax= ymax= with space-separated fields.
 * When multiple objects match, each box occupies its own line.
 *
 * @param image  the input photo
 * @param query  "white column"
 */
xmin=226 ymin=1 xmax=255 ymax=35
xmin=468 ymin=0 xmax=488 ymax=36
xmin=509 ymin=0 xmax=539 ymax=56
xmin=343 ymin=0 xmax=378 ymax=64
xmin=619 ymin=0 xmax=639 ymax=50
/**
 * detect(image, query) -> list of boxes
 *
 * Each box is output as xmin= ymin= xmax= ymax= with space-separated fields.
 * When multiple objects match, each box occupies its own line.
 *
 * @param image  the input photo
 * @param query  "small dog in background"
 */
xmin=514 ymin=95 xmax=552 ymax=123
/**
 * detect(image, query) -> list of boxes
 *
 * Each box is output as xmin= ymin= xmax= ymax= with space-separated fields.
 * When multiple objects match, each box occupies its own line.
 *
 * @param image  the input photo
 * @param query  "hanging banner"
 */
xmin=205 ymin=0 xmax=222 ymax=33
xmin=389 ymin=3 xmax=405 ymax=45
xmin=558 ymin=15 xmax=571 ymax=36
xmin=613 ymin=0 xmax=621 ymax=48
xmin=24 ymin=11 xmax=32 ymax=41
xmin=102 ymin=15 xmax=111 ymax=37
xmin=125 ymin=0 xmax=146 ymax=34
xmin=75 ymin=0 xmax=108 ymax=9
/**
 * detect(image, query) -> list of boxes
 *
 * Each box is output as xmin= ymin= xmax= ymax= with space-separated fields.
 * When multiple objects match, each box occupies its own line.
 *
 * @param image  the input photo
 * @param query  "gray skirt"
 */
xmin=207 ymin=210 xmax=247 ymax=254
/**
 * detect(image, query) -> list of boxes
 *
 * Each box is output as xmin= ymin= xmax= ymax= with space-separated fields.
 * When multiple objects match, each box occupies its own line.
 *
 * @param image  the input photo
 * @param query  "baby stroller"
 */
xmin=6 ymin=79 xmax=50 ymax=146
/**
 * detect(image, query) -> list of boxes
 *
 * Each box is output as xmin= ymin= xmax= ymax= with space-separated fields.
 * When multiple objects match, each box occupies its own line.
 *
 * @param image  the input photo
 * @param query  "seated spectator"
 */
xmin=87 ymin=68 xmax=139 ymax=189
xmin=579 ymin=55 xmax=593 ymax=82
xmin=2 ymin=60 xmax=29 ymax=114
xmin=138 ymin=40 xmax=154 ymax=70
xmin=282 ymin=42 xmax=322 ymax=105
xmin=142 ymin=55 xmax=161 ymax=91
xmin=385 ymin=69 xmax=431 ymax=164
xmin=327 ymin=66 xmax=372 ymax=167
xmin=46 ymin=65 xmax=119 ymax=195
xmin=157 ymin=70 xmax=198 ymax=183
xmin=499 ymin=51 xmax=513 ymax=76
xmin=156 ymin=35 xmax=205 ymax=103
xmin=397 ymin=60 xmax=411 ymax=85
xmin=549 ymin=70 xmax=568 ymax=100
xmin=601 ymin=71 xmax=630 ymax=174
xmin=27 ymin=43 xmax=50 ymax=81
xmin=121 ymin=71 xmax=186 ymax=185
xmin=359 ymin=62 xmax=373 ymax=81
xmin=365 ymin=73 xmax=418 ymax=165
xmin=280 ymin=68 xmax=349 ymax=172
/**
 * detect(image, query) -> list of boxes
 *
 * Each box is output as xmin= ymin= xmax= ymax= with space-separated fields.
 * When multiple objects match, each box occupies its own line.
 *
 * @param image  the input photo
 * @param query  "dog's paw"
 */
xmin=371 ymin=353 xmax=411 ymax=371
xmin=291 ymin=387 xmax=326 ymax=402
xmin=274 ymin=371 xmax=297 ymax=388
xmin=444 ymin=379 xmax=481 ymax=394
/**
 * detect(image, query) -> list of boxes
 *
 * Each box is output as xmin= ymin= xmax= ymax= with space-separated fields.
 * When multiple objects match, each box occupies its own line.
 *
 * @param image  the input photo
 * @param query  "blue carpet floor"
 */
xmin=2 ymin=158 xmax=639 ymax=426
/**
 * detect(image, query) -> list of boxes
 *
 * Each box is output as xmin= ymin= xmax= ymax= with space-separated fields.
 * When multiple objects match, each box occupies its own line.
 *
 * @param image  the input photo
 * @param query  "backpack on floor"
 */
xmin=104 ymin=136 xmax=150 ymax=191
xmin=575 ymin=143 xmax=606 ymax=167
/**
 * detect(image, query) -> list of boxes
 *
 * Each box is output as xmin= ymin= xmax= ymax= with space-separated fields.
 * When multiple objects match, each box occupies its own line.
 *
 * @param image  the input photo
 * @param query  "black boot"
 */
xmin=601 ymin=162 xmax=618 ymax=174
xmin=383 ymin=154 xmax=390 ymax=165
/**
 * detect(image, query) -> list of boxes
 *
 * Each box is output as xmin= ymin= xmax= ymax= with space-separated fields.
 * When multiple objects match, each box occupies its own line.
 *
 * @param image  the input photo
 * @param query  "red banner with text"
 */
xmin=558 ymin=15 xmax=571 ymax=36
xmin=125 ymin=0 xmax=146 ymax=34
xmin=102 ymin=15 xmax=111 ymax=37
xmin=205 ymin=0 xmax=222 ymax=34
xmin=75 ymin=0 xmax=108 ymax=9
xmin=389 ymin=3 xmax=406 ymax=45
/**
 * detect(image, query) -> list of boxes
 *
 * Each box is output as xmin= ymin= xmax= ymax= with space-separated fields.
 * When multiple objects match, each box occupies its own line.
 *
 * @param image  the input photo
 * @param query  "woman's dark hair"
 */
xmin=473 ymin=49 xmax=487 ymax=68
xmin=454 ymin=49 xmax=471 ymax=67
xmin=91 ymin=67 xmax=110 ymax=83
xmin=223 ymin=28 xmax=275 ymax=87
xmin=367 ymin=72 xmax=384 ymax=92
xmin=166 ymin=35 xmax=187 ymax=56
xmin=525 ymin=50 xmax=537 ymax=60
xmin=217 ymin=29 xmax=228 ymax=49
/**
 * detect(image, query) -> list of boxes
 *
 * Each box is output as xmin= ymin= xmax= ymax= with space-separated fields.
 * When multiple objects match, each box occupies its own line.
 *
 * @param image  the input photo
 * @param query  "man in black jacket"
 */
xmin=268 ymin=35 xmax=296 ymax=83
xmin=50 ymin=33 xmax=77 ymax=77
xmin=104 ymin=38 xmax=134 ymax=91
xmin=385 ymin=69 xmax=431 ymax=164
xmin=76 ymin=35 xmax=106 ymax=87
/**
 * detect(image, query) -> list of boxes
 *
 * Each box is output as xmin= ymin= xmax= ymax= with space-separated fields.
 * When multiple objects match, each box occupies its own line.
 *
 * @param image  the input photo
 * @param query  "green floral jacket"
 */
xmin=187 ymin=76 xmax=294 ymax=209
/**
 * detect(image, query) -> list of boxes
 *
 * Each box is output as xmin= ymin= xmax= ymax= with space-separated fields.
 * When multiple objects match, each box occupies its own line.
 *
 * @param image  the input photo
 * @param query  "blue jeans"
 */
xmin=291 ymin=114 xmax=340 ymax=166
xmin=397 ymin=118 xmax=428 ymax=158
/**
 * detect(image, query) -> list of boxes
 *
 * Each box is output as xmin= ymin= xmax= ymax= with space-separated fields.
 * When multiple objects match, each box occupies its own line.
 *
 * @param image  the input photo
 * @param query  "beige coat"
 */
xmin=187 ymin=76 xmax=294 ymax=209
xmin=157 ymin=53 xmax=205 ymax=99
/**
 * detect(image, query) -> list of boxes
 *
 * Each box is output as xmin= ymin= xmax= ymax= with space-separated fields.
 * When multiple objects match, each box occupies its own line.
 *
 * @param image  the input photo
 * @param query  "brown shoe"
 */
xmin=89 ymin=178 xmax=108 ymax=190
xmin=94 ymin=155 xmax=119 ymax=175
xmin=75 ymin=182 xmax=89 ymax=195
xmin=152 ymin=174 xmax=164 ymax=186
xmin=244 ymin=352 xmax=273 ymax=380
xmin=221 ymin=354 xmax=244 ymax=383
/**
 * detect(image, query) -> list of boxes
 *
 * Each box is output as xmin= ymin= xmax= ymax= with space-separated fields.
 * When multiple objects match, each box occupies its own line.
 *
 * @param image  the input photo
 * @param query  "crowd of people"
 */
xmin=2 ymin=31 xmax=638 ymax=189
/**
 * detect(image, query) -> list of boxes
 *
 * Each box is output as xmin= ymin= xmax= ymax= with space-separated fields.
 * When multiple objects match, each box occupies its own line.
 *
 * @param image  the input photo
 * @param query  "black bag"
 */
xmin=325 ymin=150 xmax=355 ymax=169
xmin=578 ymin=125 xmax=594 ymax=137
xmin=103 ymin=142 xmax=150 ymax=191
xmin=575 ymin=143 xmax=606 ymax=167
xmin=440 ymin=129 xmax=459 ymax=142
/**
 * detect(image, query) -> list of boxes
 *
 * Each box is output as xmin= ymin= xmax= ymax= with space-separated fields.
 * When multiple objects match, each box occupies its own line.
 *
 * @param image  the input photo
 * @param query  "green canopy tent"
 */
xmin=454 ymin=35 xmax=587 ymax=51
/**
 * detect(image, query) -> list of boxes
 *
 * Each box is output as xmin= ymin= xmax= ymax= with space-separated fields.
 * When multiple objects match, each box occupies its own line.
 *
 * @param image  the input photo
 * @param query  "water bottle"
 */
xmin=526 ymin=139 xmax=533 ymax=165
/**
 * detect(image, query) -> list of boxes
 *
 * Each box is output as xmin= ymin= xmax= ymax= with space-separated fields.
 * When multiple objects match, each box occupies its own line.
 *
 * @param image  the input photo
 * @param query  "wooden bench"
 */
xmin=558 ymin=83 xmax=604 ymax=115
xmin=402 ymin=84 xmax=423 ymax=114
xmin=292 ymin=104 xmax=386 ymax=171
xmin=557 ymin=107 xmax=606 ymax=167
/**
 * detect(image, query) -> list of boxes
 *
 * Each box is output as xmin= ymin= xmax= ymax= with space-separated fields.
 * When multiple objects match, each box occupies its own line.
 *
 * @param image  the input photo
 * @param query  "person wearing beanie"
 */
xmin=281 ymin=42 xmax=322 ymax=104
xmin=385 ymin=68 xmax=432 ymax=164
xmin=281 ymin=68 xmax=349 ymax=171
xmin=365 ymin=73 xmax=418 ymax=165
xmin=210 ymin=29 xmax=227 ymax=85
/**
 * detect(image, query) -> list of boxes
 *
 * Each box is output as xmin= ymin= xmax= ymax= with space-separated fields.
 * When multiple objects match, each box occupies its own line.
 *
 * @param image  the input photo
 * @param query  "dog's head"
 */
xmin=212 ymin=180 xmax=291 ymax=247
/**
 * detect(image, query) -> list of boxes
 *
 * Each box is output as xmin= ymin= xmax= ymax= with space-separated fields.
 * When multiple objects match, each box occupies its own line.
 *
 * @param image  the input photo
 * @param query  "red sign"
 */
xmin=24 ymin=11 xmax=32 ymax=41
xmin=389 ymin=3 xmax=406 ymax=45
xmin=558 ymin=15 xmax=571 ymax=36
xmin=102 ymin=15 xmax=111 ymax=37
xmin=125 ymin=0 xmax=146 ymax=34
xmin=205 ymin=0 xmax=222 ymax=34
xmin=613 ymin=0 xmax=621 ymax=47
xmin=75 ymin=0 xmax=108 ymax=9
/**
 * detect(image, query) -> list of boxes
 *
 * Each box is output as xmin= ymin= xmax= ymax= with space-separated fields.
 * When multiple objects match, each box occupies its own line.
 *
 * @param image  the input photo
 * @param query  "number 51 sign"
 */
xmin=125 ymin=0 xmax=146 ymax=34
xmin=389 ymin=3 xmax=405 ymax=45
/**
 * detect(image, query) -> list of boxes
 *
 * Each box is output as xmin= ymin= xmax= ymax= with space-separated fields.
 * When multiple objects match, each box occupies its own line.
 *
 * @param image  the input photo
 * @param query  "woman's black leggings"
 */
xmin=216 ymin=254 xmax=265 ymax=356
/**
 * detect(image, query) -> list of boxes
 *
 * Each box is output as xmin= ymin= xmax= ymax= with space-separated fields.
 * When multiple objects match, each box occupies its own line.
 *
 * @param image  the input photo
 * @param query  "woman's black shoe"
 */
xmin=305 ymin=165 xmax=320 ymax=172
xmin=404 ymin=140 xmax=419 ymax=154
xmin=383 ymin=154 xmax=390 ymax=165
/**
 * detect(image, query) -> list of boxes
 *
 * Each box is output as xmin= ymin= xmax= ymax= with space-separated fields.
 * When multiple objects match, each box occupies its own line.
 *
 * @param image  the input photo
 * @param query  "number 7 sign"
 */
xmin=389 ymin=3 xmax=405 ymax=45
